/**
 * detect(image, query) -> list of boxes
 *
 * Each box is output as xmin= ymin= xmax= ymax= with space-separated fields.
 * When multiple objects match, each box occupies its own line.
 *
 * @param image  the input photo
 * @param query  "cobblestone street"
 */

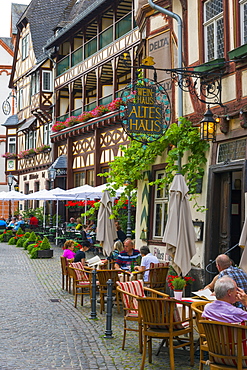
xmin=0 ymin=242 xmax=201 ymax=369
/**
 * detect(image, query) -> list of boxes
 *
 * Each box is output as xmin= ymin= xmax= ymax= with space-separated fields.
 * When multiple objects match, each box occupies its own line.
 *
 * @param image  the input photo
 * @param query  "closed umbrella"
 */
xmin=162 ymin=174 xmax=197 ymax=276
xmin=239 ymin=218 xmax=247 ymax=272
xmin=96 ymin=190 xmax=118 ymax=257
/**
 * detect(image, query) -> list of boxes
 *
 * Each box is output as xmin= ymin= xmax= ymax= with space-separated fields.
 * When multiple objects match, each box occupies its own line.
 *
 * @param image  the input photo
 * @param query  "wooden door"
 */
xmin=218 ymin=172 xmax=231 ymax=254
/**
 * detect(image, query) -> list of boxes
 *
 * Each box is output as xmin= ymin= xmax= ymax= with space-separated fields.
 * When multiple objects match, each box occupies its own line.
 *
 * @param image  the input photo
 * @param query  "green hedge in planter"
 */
xmin=30 ymin=247 xmax=38 ymax=259
xmin=0 ymin=230 xmax=13 ymax=242
xmin=39 ymin=236 xmax=51 ymax=250
xmin=16 ymin=236 xmax=27 ymax=248
xmin=23 ymin=231 xmax=37 ymax=250
xmin=8 ymin=237 xmax=17 ymax=245
xmin=27 ymin=243 xmax=37 ymax=253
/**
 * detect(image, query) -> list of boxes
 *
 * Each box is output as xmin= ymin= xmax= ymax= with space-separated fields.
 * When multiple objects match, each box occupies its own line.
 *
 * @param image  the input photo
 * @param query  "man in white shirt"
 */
xmin=134 ymin=245 xmax=159 ymax=282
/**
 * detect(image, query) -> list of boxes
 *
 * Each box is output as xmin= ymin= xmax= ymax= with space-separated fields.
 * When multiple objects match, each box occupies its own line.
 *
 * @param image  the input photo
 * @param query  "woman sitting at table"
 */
xmin=62 ymin=240 xmax=75 ymax=261
xmin=75 ymin=217 xmax=83 ymax=231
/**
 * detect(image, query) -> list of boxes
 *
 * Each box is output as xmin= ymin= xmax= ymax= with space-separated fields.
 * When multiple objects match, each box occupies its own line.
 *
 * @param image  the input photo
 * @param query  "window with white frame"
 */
xmin=152 ymin=170 xmax=169 ymax=238
xmin=25 ymin=130 xmax=36 ymax=149
xmin=31 ymin=71 xmax=40 ymax=96
xmin=204 ymin=0 xmax=224 ymax=61
xmin=240 ymin=0 xmax=247 ymax=44
xmin=22 ymin=34 xmax=29 ymax=60
xmin=18 ymin=88 xmax=23 ymax=110
xmin=42 ymin=71 xmax=52 ymax=92
xmin=43 ymin=122 xmax=52 ymax=145
xmin=8 ymin=137 xmax=16 ymax=153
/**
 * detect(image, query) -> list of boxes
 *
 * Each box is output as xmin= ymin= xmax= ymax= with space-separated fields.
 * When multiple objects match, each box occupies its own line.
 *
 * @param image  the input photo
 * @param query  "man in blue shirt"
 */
xmin=114 ymin=238 xmax=141 ymax=271
xmin=13 ymin=216 xmax=25 ymax=232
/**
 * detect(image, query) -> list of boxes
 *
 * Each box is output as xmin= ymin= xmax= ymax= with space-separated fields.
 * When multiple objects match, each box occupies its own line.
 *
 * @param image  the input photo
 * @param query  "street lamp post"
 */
xmin=7 ymin=173 xmax=14 ymax=220
xmin=48 ymin=166 xmax=56 ymax=228
xmin=126 ymin=192 xmax=132 ymax=239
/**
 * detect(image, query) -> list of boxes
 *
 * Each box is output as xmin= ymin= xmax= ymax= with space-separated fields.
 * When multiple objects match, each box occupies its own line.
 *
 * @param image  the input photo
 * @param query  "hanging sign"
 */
xmin=120 ymin=77 xmax=171 ymax=144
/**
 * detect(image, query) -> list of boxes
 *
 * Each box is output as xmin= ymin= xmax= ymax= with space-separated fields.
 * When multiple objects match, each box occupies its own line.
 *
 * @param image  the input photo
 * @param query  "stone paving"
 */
xmin=0 ymin=242 xmax=203 ymax=370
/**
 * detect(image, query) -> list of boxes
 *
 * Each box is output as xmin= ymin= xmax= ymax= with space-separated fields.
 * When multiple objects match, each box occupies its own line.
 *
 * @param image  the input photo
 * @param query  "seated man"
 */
xmin=74 ymin=240 xmax=90 ymax=264
xmin=13 ymin=215 xmax=25 ymax=232
xmin=204 ymin=254 xmax=247 ymax=297
xmin=67 ymin=217 xmax=77 ymax=229
xmin=202 ymin=276 xmax=247 ymax=324
xmin=29 ymin=214 xmax=39 ymax=228
xmin=114 ymin=238 xmax=141 ymax=271
xmin=134 ymin=245 xmax=159 ymax=282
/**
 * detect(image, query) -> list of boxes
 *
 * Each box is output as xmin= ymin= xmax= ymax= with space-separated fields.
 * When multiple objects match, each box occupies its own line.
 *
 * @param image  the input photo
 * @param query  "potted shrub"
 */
xmin=23 ymin=231 xmax=37 ymax=250
xmin=37 ymin=236 xmax=53 ymax=258
xmin=167 ymin=267 xmax=195 ymax=300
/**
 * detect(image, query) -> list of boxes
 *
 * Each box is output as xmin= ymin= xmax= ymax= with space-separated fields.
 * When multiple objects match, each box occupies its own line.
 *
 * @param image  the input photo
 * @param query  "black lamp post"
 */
xmin=48 ymin=166 xmax=56 ymax=228
xmin=200 ymin=106 xmax=217 ymax=142
xmin=7 ymin=173 xmax=14 ymax=220
xmin=126 ymin=192 xmax=132 ymax=238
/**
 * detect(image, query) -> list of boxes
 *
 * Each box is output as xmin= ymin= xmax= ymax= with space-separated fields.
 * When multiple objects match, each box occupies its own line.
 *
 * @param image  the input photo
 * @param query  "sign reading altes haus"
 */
xmin=127 ymin=86 xmax=163 ymax=134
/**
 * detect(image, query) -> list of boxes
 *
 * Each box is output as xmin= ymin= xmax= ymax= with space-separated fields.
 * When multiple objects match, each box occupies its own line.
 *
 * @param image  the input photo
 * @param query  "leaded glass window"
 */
xmin=217 ymin=139 xmax=246 ymax=163
xmin=240 ymin=0 xmax=247 ymax=44
xmin=204 ymin=0 xmax=224 ymax=61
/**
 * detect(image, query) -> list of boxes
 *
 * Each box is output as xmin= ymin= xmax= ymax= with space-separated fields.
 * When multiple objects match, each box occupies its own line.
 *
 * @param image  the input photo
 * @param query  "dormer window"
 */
xmin=22 ymin=34 xmax=29 ymax=60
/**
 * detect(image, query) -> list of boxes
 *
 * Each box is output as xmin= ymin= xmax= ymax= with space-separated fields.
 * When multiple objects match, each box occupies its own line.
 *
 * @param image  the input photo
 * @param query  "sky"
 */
xmin=0 ymin=0 xmax=31 ymax=38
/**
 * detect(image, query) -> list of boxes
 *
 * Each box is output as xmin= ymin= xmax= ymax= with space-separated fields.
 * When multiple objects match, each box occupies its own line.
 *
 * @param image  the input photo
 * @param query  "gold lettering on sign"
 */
xmin=127 ymin=86 xmax=163 ymax=134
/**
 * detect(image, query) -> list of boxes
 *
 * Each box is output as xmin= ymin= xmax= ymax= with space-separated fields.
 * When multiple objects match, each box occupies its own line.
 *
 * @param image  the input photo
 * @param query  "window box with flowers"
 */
xmin=35 ymin=144 xmax=51 ymax=154
xmin=51 ymin=97 xmax=123 ymax=133
xmin=2 ymin=152 xmax=18 ymax=159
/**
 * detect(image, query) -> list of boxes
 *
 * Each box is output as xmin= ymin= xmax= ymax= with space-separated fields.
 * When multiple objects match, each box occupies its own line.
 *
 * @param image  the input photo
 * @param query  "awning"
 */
xmin=50 ymin=155 xmax=67 ymax=169
xmin=49 ymin=155 xmax=67 ymax=176
xmin=2 ymin=114 xmax=19 ymax=127
xmin=18 ymin=116 xmax=37 ymax=133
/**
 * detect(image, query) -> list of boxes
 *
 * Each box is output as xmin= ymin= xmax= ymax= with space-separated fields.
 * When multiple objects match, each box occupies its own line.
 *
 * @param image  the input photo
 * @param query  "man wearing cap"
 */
xmin=114 ymin=238 xmax=141 ymax=271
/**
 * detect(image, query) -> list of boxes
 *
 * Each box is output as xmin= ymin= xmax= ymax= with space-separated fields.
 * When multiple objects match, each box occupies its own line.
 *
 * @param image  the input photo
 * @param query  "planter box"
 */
xmin=37 ymin=249 xmax=53 ymax=258
xmin=228 ymin=44 xmax=247 ymax=60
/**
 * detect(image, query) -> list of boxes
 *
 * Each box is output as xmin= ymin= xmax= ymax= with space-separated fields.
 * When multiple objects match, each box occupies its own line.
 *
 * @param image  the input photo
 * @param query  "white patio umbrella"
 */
xmin=0 ymin=190 xmax=28 ymax=200
xmin=26 ymin=189 xmax=58 ymax=229
xmin=239 ymin=218 xmax=247 ymax=272
xmin=87 ymin=184 xmax=126 ymax=198
xmin=96 ymin=190 xmax=118 ymax=257
xmin=162 ymin=174 xmax=197 ymax=276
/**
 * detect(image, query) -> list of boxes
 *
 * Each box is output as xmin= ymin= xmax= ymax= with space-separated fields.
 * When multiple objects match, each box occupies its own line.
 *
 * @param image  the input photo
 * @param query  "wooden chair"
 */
xmin=191 ymin=301 xmax=209 ymax=370
xmin=96 ymin=269 xmax=123 ymax=314
xmin=67 ymin=263 xmax=93 ymax=308
xmin=60 ymin=256 xmax=69 ymax=291
xmin=200 ymin=320 xmax=247 ymax=369
xmin=144 ymin=263 xmax=169 ymax=292
xmin=116 ymin=280 xmax=169 ymax=354
xmin=137 ymin=296 xmax=194 ymax=370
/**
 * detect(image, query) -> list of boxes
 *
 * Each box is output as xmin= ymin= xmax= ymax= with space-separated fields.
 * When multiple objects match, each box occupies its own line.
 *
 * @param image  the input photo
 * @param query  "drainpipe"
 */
xmin=148 ymin=0 xmax=183 ymax=170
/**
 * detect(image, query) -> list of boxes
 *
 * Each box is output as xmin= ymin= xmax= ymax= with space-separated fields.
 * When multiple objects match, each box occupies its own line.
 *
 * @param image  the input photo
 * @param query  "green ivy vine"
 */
xmin=83 ymin=117 xmax=209 ymax=219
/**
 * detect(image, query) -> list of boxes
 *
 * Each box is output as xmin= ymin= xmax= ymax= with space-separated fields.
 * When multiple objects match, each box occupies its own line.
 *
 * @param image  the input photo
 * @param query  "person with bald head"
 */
xmin=202 ymin=276 xmax=247 ymax=323
xmin=114 ymin=238 xmax=141 ymax=271
xmin=205 ymin=254 xmax=247 ymax=303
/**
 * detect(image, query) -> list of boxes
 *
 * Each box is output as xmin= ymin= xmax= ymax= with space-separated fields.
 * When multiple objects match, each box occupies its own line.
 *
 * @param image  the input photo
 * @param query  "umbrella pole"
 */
xmin=43 ymin=201 xmax=46 ymax=229
xmin=84 ymin=199 xmax=87 ymax=224
xmin=56 ymin=200 xmax=59 ymax=245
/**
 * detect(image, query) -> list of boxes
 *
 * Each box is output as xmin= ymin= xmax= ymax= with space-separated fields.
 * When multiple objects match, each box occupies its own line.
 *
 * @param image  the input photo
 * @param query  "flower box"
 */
xmin=37 ymin=249 xmax=53 ymax=258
